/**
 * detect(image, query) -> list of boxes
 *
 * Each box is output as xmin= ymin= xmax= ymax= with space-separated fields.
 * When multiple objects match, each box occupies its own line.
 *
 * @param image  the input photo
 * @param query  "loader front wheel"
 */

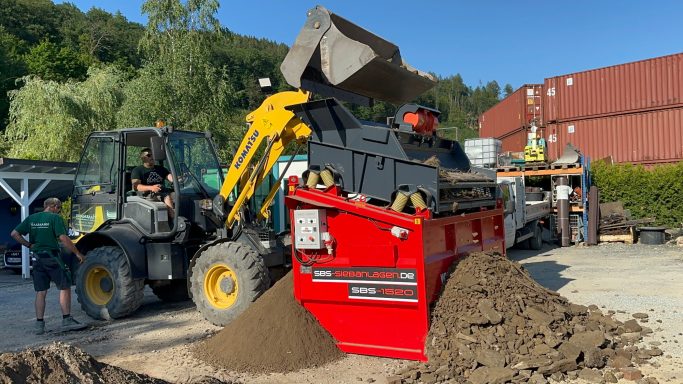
xmin=75 ymin=246 xmax=144 ymax=320
xmin=190 ymin=242 xmax=270 ymax=326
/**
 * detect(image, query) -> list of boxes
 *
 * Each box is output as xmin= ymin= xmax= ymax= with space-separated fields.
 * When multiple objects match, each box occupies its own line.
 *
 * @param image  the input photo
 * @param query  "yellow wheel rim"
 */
xmin=203 ymin=263 xmax=239 ymax=309
xmin=85 ymin=266 xmax=114 ymax=306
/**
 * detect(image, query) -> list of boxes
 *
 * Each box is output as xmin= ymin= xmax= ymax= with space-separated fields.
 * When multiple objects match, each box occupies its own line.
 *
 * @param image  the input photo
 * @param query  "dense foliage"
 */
xmin=592 ymin=160 xmax=683 ymax=227
xmin=0 ymin=0 xmax=511 ymax=163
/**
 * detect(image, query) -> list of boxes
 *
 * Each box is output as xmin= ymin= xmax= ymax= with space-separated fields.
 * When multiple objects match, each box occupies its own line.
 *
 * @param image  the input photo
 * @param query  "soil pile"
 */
xmin=194 ymin=272 xmax=344 ymax=373
xmin=0 ymin=342 xmax=168 ymax=384
xmin=392 ymin=252 xmax=662 ymax=384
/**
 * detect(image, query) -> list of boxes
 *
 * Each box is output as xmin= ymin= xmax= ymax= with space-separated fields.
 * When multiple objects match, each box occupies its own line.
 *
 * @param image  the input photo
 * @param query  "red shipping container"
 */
xmin=545 ymin=107 xmax=683 ymax=164
xmin=545 ymin=53 xmax=683 ymax=122
xmin=497 ymin=127 xmax=528 ymax=154
xmin=479 ymin=84 xmax=543 ymax=138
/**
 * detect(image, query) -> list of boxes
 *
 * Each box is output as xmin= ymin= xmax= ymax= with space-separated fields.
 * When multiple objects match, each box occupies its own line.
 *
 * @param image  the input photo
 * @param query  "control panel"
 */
xmin=293 ymin=209 xmax=328 ymax=249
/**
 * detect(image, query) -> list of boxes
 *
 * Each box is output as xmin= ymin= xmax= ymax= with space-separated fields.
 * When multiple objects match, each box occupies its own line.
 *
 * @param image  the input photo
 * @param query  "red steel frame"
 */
xmin=286 ymin=179 xmax=505 ymax=361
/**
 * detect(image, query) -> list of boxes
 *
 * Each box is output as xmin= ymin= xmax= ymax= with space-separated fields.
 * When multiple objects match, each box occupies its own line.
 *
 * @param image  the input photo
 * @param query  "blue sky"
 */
xmin=56 ymin=1 xmax=683 ymax=90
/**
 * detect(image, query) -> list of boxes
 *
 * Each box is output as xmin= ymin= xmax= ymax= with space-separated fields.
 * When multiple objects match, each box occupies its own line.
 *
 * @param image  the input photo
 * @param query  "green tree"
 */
xmin=504 ymin=83 xmax=514 ymax=97
xmin=3 ymin=66 xmax=126 ymax=161
xmin=0 ymin=26 xmax=27 ymax=128
xmin=24 ymin=39 xmax=88 ymax=82
xmin=116 ymin=0 xmax=240 ymax=159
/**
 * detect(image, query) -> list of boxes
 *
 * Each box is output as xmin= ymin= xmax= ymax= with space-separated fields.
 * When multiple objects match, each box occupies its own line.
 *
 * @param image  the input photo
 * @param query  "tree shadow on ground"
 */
xmin=507 ymin=243 xmax=574 ymax=292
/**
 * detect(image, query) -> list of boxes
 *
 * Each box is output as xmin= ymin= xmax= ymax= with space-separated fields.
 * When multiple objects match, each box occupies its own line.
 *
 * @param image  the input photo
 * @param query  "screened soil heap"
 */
xmin=390 ymin=252 xmax=663 ymax=384
xmin=0 ymin=342 xmax=168 ymax=384
xmin=194 ymin=271 xmax=344 ymax=373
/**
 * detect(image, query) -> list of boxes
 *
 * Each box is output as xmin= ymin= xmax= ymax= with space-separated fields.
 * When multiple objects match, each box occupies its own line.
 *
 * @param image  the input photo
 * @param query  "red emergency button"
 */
xmin=308 ymin=236 xmax=315 ymax=242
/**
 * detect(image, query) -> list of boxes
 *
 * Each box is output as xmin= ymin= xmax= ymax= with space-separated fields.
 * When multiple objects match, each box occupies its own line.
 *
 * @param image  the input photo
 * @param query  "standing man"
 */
xmin=131 ymin=147 xmax=175 ymax=219
xmin=11 ymin=197 xmax=88 ymax=335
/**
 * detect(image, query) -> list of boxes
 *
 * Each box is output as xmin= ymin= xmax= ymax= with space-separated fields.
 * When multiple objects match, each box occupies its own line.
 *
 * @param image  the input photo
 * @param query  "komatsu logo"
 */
xmin=234 ymin=130 xmax=260 ymax=170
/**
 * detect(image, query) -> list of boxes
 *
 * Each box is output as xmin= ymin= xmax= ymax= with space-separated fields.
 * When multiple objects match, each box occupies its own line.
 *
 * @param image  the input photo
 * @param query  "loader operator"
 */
xmin=11 ymin=197 xmax=87 ymax=335
xmin=131 ymin=147 xmax=175 ymax=219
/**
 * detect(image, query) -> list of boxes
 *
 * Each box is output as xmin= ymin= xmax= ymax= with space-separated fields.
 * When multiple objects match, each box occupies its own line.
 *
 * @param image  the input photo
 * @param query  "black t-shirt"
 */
xmin=131 ymin=165 xmax=170 ymax=188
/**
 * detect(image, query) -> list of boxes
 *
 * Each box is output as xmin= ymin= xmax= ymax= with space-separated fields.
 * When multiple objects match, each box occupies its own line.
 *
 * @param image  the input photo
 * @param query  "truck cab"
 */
xmin=498 ymin=176 xmax=550 ymax=249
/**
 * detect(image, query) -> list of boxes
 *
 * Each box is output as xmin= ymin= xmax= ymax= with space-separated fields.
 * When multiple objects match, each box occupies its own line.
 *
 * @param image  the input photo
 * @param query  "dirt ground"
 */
xmin=0 ymin=242 xmax=682 ymax=383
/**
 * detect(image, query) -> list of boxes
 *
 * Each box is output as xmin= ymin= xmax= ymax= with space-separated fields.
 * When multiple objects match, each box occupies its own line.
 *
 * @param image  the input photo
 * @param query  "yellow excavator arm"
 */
xmin=219 ymin=90 xmax=311 ymax=228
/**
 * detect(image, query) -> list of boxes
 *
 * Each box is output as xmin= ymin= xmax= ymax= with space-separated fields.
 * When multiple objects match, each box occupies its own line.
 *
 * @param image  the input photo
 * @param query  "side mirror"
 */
xmin=505 ymin=199 xmax=514 ymax=214
xmin=150 ymin=136 xmax=166 ymax=161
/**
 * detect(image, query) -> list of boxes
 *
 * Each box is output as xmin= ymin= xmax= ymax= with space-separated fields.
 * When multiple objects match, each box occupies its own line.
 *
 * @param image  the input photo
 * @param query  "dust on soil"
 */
xmin=392 ymin=252 xmax=664 ymax=383
xmin=0 ymin=342 xmax=168 ymax=384
xmin=193 ymin=272 xmax=344 ymax=373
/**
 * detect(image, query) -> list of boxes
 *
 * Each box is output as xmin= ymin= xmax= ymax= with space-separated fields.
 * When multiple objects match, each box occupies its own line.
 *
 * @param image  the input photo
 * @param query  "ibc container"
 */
xmin=545 ymin=107 xmax=683 ymax=164
xmin=545 ymin=53 xmax=683 ymax=122
xmin=465 ymin=138 xmax=502 ymax=167
xmin=479 ymin=84 xmax=544 ymax=138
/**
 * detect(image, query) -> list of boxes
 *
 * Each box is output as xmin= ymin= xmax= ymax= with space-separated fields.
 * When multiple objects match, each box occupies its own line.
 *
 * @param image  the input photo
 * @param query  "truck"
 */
xmin=70 ymin=7 xmax=506 ymax=360
xmin=498 ymin=176 xmax=551 ymax=249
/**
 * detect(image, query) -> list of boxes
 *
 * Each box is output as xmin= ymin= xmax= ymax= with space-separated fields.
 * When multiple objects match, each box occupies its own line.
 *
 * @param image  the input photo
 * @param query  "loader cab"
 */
xmin=71 ymin=128 xmax=224 ymax=239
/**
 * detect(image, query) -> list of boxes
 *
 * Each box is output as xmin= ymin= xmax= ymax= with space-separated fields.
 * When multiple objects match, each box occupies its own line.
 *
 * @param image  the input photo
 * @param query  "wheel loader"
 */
xmin=71 ymin=6 xmax=504 ymax=347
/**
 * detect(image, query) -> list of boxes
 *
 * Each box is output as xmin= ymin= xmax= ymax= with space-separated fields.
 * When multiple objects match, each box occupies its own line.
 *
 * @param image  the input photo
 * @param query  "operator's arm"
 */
xmin=59 ymin=234 xmax=85 ymax=263
xmin=10 ymin=230 xmax=32 ymax=249
xmin=132 ymin=178 xmax=162 ymax=193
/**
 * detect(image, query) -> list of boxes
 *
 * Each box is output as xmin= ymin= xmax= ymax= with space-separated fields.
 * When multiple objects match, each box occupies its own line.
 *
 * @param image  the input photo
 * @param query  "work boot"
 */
xmin=34 ymin=321 xmax=45 ymax=335
xmin=61 ymin=316 xmax=87 ymax=331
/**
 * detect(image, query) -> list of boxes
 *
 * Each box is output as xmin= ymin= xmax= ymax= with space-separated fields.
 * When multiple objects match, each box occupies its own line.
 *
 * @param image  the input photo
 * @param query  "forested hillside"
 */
xmin=0 ymin=0 xmax=510 ymax=162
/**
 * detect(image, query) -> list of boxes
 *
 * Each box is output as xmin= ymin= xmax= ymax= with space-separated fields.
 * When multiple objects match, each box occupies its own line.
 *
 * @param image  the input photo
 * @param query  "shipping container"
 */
xmin=479 ymin=84 xmax=544 ymax=138
xmin=545 ymin=107 xmax=683 ymax=164
xmin=497 ymin=127 xmax=528 ymax=154
xmin=545 ymin=53 xmax=683 ymax=122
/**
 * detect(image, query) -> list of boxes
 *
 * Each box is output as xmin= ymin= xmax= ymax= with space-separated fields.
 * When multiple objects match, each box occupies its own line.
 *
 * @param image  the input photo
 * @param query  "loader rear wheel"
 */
xmin=75 ymin=246 xmax=144 ymax=320
xmin=150 ymin=280 xmax=190 ymax=302
xmin=529 ymin=224 xmax=543 ymax=250
xmin=189 ymin=242 xmax=270 ymax=326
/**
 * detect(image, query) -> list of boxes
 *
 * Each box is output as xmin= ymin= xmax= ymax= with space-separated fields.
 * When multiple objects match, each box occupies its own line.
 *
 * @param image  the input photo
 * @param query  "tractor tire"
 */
xmin=151 ymin=280 xmax=190 ymax=302
xmin=529 ymin=224 xmax=543 ymax=250
xmin=189 ymin=242 xmax=270 ymax=326
xmin=75 ymin=246 xmax=144 ymax=320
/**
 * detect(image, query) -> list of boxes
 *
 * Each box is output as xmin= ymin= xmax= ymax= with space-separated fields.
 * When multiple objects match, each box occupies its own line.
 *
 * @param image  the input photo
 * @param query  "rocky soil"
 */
xmin=0 ymin=342 xmax=170 ymax=384
xmin=390 ymin=252 xmax=664 ymax=384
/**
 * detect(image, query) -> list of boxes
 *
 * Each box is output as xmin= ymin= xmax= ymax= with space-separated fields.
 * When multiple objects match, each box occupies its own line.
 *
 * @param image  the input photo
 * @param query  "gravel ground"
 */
xmin=0 ymin=242 xmax=681 ymax=383
xmin=509 ymin=242 xmax=683 ymax=382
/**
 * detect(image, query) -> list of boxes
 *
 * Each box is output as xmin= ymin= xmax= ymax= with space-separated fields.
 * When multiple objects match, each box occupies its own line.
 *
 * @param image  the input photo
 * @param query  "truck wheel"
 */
xmin=151 ymin=280 xmax=190 ymax=302
xmin=75 ymin=246 xmax=144 ymax=320
xmin=189 ymin=242 xmax=270 ymax=326
xmin=529 ymin=224 xmax=543 ymax=250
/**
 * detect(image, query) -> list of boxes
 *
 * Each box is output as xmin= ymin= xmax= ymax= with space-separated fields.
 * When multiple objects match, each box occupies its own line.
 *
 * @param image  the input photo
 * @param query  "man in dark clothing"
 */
xmin=131 ymin=147 xmax=175 ymax=219
xmin=11 ymin=197 xmax=88 ymax=335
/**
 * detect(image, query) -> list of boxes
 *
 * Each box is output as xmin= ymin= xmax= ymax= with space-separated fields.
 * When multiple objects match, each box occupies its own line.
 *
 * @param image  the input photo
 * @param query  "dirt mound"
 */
xmin=0 ymin=342 xmax=168 ymax=384
xmin=391 ymin=252 xmax=662 ymax=383
xmin=194 ymin=271 xmax=344 ymax=373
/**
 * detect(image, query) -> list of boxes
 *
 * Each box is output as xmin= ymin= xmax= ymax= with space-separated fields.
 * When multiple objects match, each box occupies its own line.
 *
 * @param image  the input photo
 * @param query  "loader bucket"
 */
xmin=281 ymin=5 xmax=436 ymax=105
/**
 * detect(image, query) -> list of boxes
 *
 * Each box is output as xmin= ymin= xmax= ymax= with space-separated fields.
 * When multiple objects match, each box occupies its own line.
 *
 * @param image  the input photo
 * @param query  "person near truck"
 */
xmin=10 ymin=197 xmax=87 ymax=335
xmin=131 ymin=147 xmax=175 ymax=219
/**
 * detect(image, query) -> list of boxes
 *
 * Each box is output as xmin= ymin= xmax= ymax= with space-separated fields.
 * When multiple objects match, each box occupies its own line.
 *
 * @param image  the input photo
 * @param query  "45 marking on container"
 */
xmin=546 ymin=87 xmax=556 ymax=97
